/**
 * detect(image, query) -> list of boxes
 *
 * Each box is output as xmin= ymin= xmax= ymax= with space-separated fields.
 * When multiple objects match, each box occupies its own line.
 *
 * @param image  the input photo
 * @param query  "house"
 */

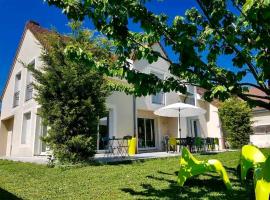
xmin=249 ymin=88 xmax=270 ymax=148
xmin=0 ymin=21 xmax=224 ymax=158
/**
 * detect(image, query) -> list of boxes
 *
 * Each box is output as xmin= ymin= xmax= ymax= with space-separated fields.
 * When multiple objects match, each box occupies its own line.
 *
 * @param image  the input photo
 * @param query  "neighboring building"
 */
xmin=0 ymin=21 xmax=224 ymax=158
xmin=249 ymin=88 xmax=270 ymax=148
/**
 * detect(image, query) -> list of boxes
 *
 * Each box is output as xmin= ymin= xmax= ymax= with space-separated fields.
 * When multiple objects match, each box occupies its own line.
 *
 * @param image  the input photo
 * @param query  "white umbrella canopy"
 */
xmin=154 ymin=102 xmax=206 ymax=139
xmin=154 ymin=102 xmax=206 ymax=118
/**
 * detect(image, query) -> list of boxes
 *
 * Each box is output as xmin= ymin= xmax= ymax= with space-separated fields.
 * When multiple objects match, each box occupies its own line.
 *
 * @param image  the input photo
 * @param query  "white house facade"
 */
xmin=0 ymin=21 xmax=225 ymax=158
xmin=249 ymin=88 xmax=270 ymax=148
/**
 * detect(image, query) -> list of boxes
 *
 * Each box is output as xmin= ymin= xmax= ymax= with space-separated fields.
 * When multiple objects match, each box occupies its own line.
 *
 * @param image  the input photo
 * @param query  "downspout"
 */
xmin=133 ymin=95 xmax=138 ymax=153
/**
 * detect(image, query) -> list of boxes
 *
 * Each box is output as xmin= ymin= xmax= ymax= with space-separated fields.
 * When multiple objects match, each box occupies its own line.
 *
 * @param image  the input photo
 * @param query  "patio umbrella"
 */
xmin=154 ymin=102 xmax=206 ymax=139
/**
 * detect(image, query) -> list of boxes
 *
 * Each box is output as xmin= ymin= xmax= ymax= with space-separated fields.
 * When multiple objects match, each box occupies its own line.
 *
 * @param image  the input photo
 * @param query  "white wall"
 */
xmin=106 ymin=92 xmax=134 ymax=138
xmin=0 ymin=30 xmax=42 ymax=156
xmin=250 ymin=134 xmax=270 ymax=148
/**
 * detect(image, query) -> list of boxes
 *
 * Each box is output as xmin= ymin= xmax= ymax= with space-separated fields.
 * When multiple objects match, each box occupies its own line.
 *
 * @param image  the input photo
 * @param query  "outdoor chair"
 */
xmin=195 ymin=137 xmax=203 ymax=152
xmin=214 ymin=138 xmax=219 ymax=151
xmin=239 ymin=145 xmax=266 ymax=181
xmin=186 ymin=137 xmax=196 ymax=152
xmin=254 ymin=156 xmax=270 ymax=200
xmin=206 ymin=137 xmax=215 ymax=151
xmin=201 ymin=138 xmax=208 ymax=152
xmin=178 ymin=147 xmax=232 ymax=190
xmin=169 ymin=137 xmax=177 ymax=152
xmin=179 ymin=138 xmax=187 ymax=147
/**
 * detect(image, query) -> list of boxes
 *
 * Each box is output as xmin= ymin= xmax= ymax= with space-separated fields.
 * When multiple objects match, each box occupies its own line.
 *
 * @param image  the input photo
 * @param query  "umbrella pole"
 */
xmin=178 ymin=108 xmax=181 ymax=153
xmin=178 ymin=108 xmax=181 ymax=139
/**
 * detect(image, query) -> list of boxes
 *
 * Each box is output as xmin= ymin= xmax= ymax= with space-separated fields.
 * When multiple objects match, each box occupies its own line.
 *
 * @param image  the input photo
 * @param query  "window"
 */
xmin=21 ymin=112 xmax=31 ymax=144
xmin=253 ymin=125 xmax=270 ymax=135
xmin=13 ymin=72 xmax=21 ymax=107
xmin=25 ymin=60 xmax=34 ymax=101
xmin=185 ymin=85 xmax=195 ymax=105
xmin=151 ymin=71 xmax=164 ymax=105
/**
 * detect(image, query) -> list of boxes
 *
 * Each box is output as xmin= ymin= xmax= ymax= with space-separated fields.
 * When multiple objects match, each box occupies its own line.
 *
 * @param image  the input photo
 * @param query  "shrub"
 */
xmin=29 ymin=22 xmax=112 ymax=163
xmin=218 ymin=97 xmax=253 ymax=148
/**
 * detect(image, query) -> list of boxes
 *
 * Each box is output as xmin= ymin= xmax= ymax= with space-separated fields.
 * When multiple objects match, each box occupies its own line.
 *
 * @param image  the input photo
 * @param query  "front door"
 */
xmin=137 ymin=118 xmax=155 ymax=149
xmin=6 ymin=130 xmax=13 ymax=156
xmin=6 ymin=122 xmax=14 ymax=156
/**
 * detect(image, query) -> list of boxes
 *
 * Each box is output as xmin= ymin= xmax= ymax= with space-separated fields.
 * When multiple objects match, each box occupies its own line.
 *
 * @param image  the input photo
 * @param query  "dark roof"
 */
xmin=248 ymin=87 xmax=269 ymax=111
xmin=196 ymin=87 xmax=220 ymax=107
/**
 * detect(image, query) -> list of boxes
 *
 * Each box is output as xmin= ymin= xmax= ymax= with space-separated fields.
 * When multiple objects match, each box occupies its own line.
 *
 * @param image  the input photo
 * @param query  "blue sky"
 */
xmin=0 ymin=0 xmax=251 ymax=97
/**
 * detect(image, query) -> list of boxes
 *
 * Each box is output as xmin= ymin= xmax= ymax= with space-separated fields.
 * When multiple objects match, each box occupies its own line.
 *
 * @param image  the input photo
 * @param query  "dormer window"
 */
xmin=13 ymin=72 xmax=21 ymax=107
xmin=151 ymin=71 xmax=165 ymax=105
xmin=25 ymin=59 xmax=34 ymax=101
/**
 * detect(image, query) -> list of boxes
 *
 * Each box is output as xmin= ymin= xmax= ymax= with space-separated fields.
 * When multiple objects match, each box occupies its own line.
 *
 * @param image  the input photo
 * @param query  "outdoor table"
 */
xmin=174 ymin=138 xmax=188 ymax=152
xmin=105 ymin=138 xmax=129 ymax=159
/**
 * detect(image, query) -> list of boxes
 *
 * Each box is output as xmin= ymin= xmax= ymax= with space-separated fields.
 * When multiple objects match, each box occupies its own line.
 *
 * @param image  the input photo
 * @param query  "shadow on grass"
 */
xmin=55 ymin=158 xmax=147 ymax=171
xmin=121 ymin=171 xmax=255 ymax=200
xmin=199 ymin=152 xmax=218 ymax=155
xmin=0 ymin=188 xmax=22 ymax=200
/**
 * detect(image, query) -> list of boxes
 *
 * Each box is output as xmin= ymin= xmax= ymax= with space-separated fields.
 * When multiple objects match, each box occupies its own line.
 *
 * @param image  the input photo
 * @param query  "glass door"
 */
xmin=40 ymin=125 xmax=47 ymax=154
xmin=98 ymin=112 xmax=109 ymax=150
xmin=189 ymin=119 xmax=200 ymax=137
xmin=35 ymin=115 xmax=48 ymax=155
xmin=138 ymin=118 xmax=155 ymax=149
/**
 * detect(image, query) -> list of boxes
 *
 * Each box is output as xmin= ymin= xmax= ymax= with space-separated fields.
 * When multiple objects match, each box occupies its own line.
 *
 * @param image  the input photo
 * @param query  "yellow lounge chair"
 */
xmin=239 ymin=145 xmax=266 ymax=181
xmin=178 ymin=147 xmax=232 ymax=190
xmin=254 ymin=156 xmax=270 ymax=200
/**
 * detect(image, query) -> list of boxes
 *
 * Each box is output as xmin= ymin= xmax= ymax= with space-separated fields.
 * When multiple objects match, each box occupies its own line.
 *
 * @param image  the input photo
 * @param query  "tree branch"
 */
xmin=196 ymin=0 xmax=267 ymax=91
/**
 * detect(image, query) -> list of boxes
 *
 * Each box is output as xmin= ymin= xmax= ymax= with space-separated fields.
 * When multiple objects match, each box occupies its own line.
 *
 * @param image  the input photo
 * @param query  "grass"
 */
xmin=0 ymin=149 xmax=269 ymax=200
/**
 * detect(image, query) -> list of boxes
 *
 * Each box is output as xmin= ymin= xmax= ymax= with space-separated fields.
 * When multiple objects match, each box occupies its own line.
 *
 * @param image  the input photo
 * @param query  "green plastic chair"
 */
xmin=239 ymin=145 xmax=266 ymax=181
xmin=178 ymin=147 xmax=232 ymax=190
xmin=254 ymin=156 xmax=270 ymax=200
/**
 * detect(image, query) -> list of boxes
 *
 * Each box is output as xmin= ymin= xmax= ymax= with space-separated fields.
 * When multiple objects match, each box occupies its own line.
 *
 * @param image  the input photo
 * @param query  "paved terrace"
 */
xmin=0 ymin=150 xmax=234 ymax=164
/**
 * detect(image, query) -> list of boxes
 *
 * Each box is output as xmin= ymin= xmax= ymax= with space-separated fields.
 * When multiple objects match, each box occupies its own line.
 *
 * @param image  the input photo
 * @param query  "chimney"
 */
xmin=27 ymin=20 xmax=40 ymax=27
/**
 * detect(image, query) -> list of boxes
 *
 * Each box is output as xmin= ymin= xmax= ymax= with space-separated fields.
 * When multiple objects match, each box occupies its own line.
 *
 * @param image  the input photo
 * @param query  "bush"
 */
xmin=218 ymin=97 xmax=253 ymax=148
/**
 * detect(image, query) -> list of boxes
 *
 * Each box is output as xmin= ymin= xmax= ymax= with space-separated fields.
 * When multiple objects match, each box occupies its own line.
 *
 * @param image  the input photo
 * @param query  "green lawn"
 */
xmin=0 ymin=149 xmax=269 ymax=200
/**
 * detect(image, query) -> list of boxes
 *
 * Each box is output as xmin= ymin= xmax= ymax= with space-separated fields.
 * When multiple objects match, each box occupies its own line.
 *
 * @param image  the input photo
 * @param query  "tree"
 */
xmin=45 ymin=0 xmax=270 ymax=110
xmin=218 ymin=97 xmax=253 ymax=148
xmin=28 ymin=22 xmax=114 ymax=163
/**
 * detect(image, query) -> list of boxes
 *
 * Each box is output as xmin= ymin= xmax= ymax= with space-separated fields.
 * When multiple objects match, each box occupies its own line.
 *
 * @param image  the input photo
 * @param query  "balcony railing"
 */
xmin=185 ymin=96 xmax=195 ymax=105
xmin=25 ymin=83 xmax=33 ymax=101
xmin=13 ymin=91 xmax=20 ymax=107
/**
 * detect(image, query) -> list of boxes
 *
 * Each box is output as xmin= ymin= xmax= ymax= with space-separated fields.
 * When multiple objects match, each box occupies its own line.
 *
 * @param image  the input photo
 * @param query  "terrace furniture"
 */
xmin=169 ymin=137 xmax=177 ymax=152
xmin=214 ymin=138 xmax=219 ymax=150
xmin=105 ymin=137 xmax=130 ymax=159
xmin=164 ymin=136 xmax=169 ymax=152
xmin=179 ymin=138 xmax=187 ymax=147
xmin=206 ymin=137 xmax=215 ymax=151
xmin=186 ymin=137 xmax=196 ymax=152
xmin=239 ymin=145 xmax=266 ymax=181
xmin=254 ymin=156 xmax=270 ymax=200
xmin=195 ymin=137 xmax=203 ymax=152
xmin=178 ymin=147 xmax=232 ymax=190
